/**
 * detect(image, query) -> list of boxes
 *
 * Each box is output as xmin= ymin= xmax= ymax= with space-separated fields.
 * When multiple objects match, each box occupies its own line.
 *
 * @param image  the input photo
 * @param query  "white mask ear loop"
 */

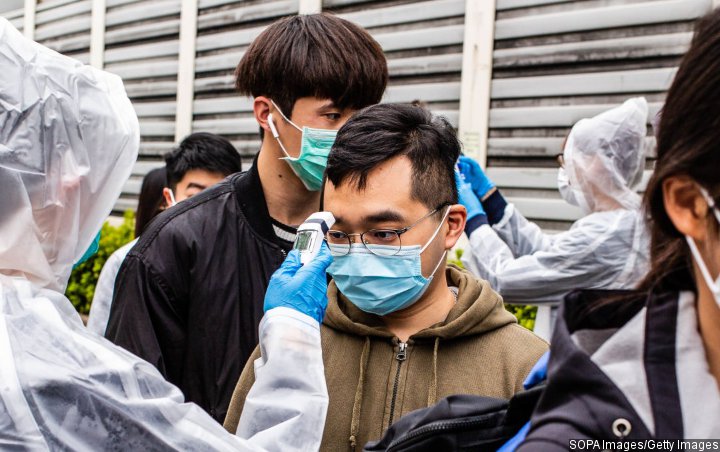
xmin=421 ymin=206 xmax=452 ymax=279
xmin=686 ymin=237 xmax=720 ymax=300
xmin=686 ymin=186 xmax=720 ymax=303
xmin=267 ymin=113 xmax=293 ymax=159
xmin=420 ymin=206 xmax=452 ymax=254
xmin=270 ymin=100 xmax=302 ymax=132
xmin=168 ymin=189 xmax=177 ymax=207
xmin=699 ymin=186 xmax=720 ymax=225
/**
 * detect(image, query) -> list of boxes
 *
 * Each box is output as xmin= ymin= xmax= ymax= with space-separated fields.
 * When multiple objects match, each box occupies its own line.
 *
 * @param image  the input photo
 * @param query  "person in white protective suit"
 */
xmin=457 ymin=97 xmax=651 ymax=339
xmin=0 ymin=17 xmax=329 ymax=451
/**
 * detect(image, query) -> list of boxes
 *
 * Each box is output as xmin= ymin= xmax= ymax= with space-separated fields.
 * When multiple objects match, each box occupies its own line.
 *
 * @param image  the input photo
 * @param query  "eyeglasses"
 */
xmin=325 ymin=203 xmax=450 ymax=256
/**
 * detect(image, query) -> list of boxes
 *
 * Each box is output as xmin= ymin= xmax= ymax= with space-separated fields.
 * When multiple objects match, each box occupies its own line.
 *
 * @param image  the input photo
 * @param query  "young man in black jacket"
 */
xmin=106 ymin=14 xmax=388 ymax=423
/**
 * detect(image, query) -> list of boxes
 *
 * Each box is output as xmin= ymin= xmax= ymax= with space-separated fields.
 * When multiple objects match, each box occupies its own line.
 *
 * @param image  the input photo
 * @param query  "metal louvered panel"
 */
xmin=488 ymin=0 xmax=712 ymax=230
xmin=1 ymin=6 xmax=24 ymax=31
xmin=104 ymin=0 xmax=181 ymax=212
xmin=33 ymin=0 xmax=92 ymax=58
xmin=326 ymin=0 xmax=466 ymax=137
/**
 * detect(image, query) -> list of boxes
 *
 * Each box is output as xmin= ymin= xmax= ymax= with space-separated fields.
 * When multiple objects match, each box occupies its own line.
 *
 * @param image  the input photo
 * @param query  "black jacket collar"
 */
xmin=233 ymin=153 xmax=289 ymax=250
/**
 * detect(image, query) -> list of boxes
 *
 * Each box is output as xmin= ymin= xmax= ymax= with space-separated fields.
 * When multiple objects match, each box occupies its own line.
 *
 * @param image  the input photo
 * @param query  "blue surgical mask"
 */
xmin=268 ymin=101 xmax=337 ymax=191
xmin=328 ymin=208 xmax=450 ymax=315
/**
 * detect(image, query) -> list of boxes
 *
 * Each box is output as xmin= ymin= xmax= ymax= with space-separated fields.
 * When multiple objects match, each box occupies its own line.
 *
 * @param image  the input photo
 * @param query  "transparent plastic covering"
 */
xmin=562 ymin=97 xmax=649 ymax=215
xmin=0 ymin=21 xmax=138 ymax=293
xmin=0 ymin=18 xmax=327 ymax=450
xmin=462 ymin=99 xmax=651 ymax=317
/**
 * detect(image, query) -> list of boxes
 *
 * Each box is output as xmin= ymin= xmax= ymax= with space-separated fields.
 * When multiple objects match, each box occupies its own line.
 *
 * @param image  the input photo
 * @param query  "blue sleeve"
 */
xmin=464 ymin=213 xmax=489 ymax=235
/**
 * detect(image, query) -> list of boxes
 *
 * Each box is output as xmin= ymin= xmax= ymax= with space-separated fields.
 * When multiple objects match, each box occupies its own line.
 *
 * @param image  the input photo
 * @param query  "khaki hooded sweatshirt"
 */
xmin=225 ymin=266 xmax=548 ymax=451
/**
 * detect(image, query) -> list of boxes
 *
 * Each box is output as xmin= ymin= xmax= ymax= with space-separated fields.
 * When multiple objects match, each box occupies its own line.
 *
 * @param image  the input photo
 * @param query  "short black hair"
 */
xmin=235 ymin=13 xmax=388 ymax=124
xmin=326 ymin=104 xmax=459 ymax=210
xmin=164 ymin=132 xmax=242 ymax=190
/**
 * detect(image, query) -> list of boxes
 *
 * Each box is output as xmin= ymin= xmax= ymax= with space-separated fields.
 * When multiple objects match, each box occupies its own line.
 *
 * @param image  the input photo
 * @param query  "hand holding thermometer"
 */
xmin=293 ymin=212 xmax=336 ymax=265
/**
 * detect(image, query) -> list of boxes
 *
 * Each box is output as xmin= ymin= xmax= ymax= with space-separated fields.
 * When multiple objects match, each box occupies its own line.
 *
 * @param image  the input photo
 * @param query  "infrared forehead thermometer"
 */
xmin=294 ymin=211 xmax=336 ymax=265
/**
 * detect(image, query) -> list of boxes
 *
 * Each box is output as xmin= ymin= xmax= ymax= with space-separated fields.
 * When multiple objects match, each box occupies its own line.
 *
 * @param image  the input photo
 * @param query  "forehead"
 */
xmin=177 ymin=168 xmax=226 ymax=187
xmin=324 ymin=155 xmax=425 ymax=225
xmin=293 ymin=97 xmax=335 ymax=110
xmin=292 ymin=97 xmax=351 ymax=114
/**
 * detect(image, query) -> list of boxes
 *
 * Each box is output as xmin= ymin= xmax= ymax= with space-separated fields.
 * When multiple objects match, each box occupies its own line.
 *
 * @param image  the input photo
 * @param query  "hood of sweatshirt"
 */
xmin=324 ymin=265 xmax=518 ymax=340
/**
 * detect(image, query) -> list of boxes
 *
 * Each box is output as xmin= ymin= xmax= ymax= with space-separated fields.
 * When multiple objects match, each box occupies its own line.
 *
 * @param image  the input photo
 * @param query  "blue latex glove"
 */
xmin=263 ymin=243 xmax=333 ymax=323
xmin=455 ymin=170 xmax=485 ymax=219
xmin=457 ymin=155 xmax=495 ymax=199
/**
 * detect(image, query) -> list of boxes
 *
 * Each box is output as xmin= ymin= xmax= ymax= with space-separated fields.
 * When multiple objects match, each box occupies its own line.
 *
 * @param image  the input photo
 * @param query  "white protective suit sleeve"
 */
xmin=490 ymin=203 xmax=556 ymax=258
xmin=0 ymin=17 xmax=327 ymax=451
xmin=462 ymin=206 xmax=649 ymax=305
xmin=86 ymin=239 xmax=137 ymax=335
xmin=238 ymin=307 xmax=328 ymax=451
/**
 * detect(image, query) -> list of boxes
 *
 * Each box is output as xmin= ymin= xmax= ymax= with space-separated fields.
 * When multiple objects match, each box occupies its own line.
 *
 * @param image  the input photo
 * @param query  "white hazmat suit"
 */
xmin=463 ymin=98 xmax=651 ymax=338
xmin=0 ymin=18 xmax=327 ymax=451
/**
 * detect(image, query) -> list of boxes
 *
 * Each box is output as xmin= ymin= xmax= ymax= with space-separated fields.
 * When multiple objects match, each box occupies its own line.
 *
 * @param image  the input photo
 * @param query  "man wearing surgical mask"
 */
xmin=224 ymin=104 xmax=548 ymax=450
xmin=107 ymin=14 xmax=388 ymax=423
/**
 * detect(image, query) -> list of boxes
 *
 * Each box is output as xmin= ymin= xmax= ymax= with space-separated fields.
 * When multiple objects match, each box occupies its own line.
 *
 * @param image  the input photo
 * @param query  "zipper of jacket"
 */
xmin=387 ymin=341 xmax=407 ymax=428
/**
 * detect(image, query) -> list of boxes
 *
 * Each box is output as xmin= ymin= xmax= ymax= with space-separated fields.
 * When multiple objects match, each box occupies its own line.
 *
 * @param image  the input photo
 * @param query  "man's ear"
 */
xmin=254 ymin=96 xmax=273 ymax=138
xmin=663 ymin=175 xmax=710 ymax=241
xmin=444 ymin=204 xmax=467 ymax=250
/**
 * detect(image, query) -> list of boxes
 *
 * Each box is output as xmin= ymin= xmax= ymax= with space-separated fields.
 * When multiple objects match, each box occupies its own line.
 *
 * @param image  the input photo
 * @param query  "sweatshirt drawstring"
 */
xmin=349 ymin=336 xmax=370 ymax=451
xmin=427 ymin=337 xmax=440 ymax=406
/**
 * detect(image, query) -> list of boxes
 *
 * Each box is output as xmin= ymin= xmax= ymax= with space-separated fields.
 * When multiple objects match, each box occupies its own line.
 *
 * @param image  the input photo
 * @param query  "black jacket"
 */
xmin=106 ymin=161 xmax=292 ymax=422
xmin=519 ymin=289 xmax=688 ymax=450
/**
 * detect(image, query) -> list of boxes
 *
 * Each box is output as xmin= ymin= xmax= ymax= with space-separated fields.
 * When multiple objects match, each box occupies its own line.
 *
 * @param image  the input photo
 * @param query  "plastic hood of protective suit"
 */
xmin=0 ymin=18 xmax=139 ymax=292
xmin=562 ymin=97 xmax=648 ymax=214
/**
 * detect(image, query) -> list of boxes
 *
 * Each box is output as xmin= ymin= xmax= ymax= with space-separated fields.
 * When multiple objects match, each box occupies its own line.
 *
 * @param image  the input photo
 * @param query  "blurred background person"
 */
xmin=457 ymin=97 xmax=650 ymax=339
xmin=87 ymin=132 xmax=241 ymax=335
xmin=161 ymin=132 xmax=242 ymax=208
xmin=135 ymin=167 xmax=168 ymax=237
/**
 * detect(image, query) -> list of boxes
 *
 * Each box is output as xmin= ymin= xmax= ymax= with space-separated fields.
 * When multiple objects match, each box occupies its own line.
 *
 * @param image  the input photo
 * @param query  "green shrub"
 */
xmin=65 ymin=211 xmax=135 ymax=315
xmin=448 ymin=248 xmax=537 ymax=331
xmin=504 ymin=304 xmax=536 ymax=331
